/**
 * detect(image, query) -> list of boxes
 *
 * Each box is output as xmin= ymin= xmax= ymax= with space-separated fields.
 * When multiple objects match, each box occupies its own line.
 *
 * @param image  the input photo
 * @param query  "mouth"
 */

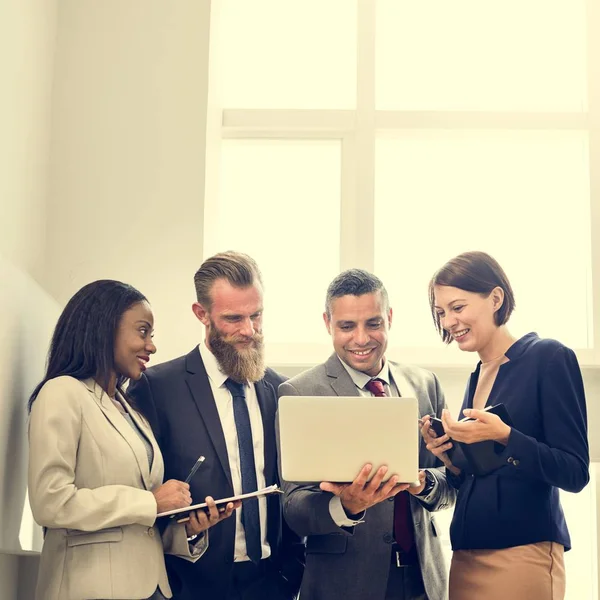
xmin=137 ymin=355 xmax=150 ymax=371
xmin=452 ymin=328 xmax=470 ymax=341
xmin=347 ymin=347 xmax=376 ymax=358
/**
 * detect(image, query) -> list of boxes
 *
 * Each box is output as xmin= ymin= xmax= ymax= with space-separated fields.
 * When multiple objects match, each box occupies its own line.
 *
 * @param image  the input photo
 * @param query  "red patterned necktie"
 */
xmin=364 ymin=378 xmax=415 ymax=554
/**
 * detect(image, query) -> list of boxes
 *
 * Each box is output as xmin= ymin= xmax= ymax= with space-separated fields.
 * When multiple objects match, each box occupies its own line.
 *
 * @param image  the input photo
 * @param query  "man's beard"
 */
xmin=208 ymin=321 xmax=266 ymax=384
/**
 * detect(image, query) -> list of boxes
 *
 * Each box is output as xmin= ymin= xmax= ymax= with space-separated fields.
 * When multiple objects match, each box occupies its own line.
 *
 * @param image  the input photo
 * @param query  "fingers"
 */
xmin=378 ymin=473 xmax=400 ymax=497
xmin=365 ymin=465 xmax=388 ymax=492
xmin=353 ymin=464 xmax=373 ymax=488
xmin=319 ymin=481 xmax=346 ymax=496
xmin=204 ymin=496 xmax=221 ymax=522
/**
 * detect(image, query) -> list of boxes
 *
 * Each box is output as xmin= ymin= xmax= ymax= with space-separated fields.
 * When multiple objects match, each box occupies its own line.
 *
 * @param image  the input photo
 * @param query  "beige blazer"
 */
xmin=28 ymin=376 xmax=207 ymax=600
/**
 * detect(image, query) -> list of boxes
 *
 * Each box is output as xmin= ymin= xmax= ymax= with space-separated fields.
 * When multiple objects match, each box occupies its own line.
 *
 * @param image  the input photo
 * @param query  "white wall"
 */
xmin=0 ymin=0 xmax=58 ymax=597
xmin=44 ymin=0 xmax=213 ymax=363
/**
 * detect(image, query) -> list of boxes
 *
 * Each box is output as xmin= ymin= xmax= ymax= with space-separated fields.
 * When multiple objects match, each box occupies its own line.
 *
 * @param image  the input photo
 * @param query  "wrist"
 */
xmin=495 ymin=425 xmax=511 ymax=445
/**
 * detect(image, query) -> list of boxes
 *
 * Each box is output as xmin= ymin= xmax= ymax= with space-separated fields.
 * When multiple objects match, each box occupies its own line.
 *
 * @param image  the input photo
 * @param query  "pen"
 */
xmin=184 ymin=455 xmax=206 ymax=484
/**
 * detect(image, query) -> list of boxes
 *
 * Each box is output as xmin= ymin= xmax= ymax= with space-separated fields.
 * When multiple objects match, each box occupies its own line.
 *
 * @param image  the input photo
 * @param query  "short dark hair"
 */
xmin=325 ymin=269 xmax=389 ymax=317
xmin=429 ymin=251 xmax=516 ymax=344
xmin=28 ymin=280 xmax=147 ymax=410
xmin=194 ymin=251 xmax=263 ymax=309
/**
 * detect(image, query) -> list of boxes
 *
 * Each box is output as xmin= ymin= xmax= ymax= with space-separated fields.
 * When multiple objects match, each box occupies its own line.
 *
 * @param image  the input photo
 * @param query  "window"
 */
xmin=206 ymin=0 xmax=600 ymax=366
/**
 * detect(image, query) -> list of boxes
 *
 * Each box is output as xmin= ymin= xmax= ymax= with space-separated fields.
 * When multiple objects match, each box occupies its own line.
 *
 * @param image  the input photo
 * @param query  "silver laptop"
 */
xmin=278 ymin=396 xmax=419 ymax=483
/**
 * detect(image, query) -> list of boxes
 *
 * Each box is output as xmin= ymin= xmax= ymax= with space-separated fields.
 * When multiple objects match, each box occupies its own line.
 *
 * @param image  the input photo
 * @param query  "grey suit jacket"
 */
xmin=278 ymin=354 xmax=455 ymax=600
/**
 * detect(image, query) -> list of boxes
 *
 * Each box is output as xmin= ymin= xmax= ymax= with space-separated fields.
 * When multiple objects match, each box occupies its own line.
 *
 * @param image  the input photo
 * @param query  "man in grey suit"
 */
xmin=279 ymin=269 xmax=455 ymax=600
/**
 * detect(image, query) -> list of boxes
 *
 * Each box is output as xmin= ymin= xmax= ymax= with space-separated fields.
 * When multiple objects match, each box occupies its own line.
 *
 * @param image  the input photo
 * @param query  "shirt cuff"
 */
xmin=329 ymin=495 xmax=365 ymax=527
xmin=416 ymin=469 xmax=439 ymax=501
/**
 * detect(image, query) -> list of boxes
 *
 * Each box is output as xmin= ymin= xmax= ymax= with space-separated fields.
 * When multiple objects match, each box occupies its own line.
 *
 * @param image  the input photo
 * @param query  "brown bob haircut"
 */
xmin=428 ymin=251 xmax=516 ymax=344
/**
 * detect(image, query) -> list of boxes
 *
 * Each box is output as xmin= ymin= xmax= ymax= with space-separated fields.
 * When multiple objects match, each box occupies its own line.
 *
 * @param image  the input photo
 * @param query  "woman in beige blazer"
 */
xmin=28 ymin=280 xmax=239 ymax=600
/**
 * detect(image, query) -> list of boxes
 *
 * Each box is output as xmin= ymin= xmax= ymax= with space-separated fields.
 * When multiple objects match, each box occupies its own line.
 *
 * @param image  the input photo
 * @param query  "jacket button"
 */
xmin=148 ymin=528 xmax=155 ymax=537
xmin=513 ymin=459 xmax=520 ymax=466
xmin=507 ymin=456 xmax=514 ymax=463
xmin=383 ymin=533 xmax=394 ymax=544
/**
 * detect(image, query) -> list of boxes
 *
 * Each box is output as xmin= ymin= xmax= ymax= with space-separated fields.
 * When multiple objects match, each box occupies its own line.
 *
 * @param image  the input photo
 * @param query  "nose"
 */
xmin=146 ymin=339 xmax=157 ymax=354
xmin=239 ymin=317 xmax=255 ymax=338
xmin=354 ymin=326 xmax=370 ymax=346
xmin=441 ymin=314 xmax=457 ymax=331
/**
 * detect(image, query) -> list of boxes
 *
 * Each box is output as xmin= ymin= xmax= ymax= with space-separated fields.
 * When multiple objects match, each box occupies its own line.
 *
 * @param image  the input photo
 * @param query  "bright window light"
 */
xmin=218 ymin=0 xmax=357 ymax=109
xmin=207 ymin=139 xmax=341 ymax=344
xmin=376 ymin=0 xmax=587 ymax=110
xmin=374 ymin=131 xmax=592 ymax=349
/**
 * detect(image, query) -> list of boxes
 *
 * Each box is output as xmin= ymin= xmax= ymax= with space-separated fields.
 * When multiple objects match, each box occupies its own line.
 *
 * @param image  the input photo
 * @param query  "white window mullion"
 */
xmin=587 ymin=0 xmax=600 ymax=363
xmin=344 ymin=0 xmax=377 ymax=272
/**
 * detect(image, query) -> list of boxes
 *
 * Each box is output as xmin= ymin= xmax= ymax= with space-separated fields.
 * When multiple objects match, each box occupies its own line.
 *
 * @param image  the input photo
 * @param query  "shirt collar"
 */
xmin=337 ymin=355 xmax=391 ymax=391
xmin=199 ymin=340 xmax=229 ymax=388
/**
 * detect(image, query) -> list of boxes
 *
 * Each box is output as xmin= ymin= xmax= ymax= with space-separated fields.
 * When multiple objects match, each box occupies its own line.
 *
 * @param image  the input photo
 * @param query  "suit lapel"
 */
xmin=389 ymin=362 xmax=430 ymax=417
xmin=184 ymin=349 xmax=233 ymax=488
xmin=83 ymin=379 xmax=152 ymax=490
xmin=121 ymin=395 xmax=164 ymax=488
xmin=325 ymin=354 xmax=361 ymax=397
xmin=255 ymin=379 xmax=277 ymax=485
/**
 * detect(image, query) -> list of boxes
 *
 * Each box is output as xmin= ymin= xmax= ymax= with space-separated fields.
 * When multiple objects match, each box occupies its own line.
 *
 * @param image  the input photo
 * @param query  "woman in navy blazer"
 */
xmin=421 ymin=251 xmax=589 ymax=600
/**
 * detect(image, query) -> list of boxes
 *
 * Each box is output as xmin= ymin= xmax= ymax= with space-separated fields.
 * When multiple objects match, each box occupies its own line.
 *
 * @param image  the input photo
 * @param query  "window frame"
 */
xmin=205 ymin=0 xmax=600 ymax=366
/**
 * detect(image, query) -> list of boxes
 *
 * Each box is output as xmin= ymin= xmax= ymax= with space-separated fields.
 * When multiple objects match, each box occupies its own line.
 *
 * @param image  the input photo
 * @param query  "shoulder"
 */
xmin=517 ymin=333 xmax=575 ymax=363
xmin=263 ymin=366 xmax=288 ymax=388
xmin=390 ymin=361 xmax=438 ymax=385
xmin=32 ymin=376 xmax=89 ymax=416
xmin=38 ymin=375 xmax=88 ymax=397
xmin=144 ymin=354 xmax=188 ymax=382
xmin=279 ymin=363 xmax=329 ymax=393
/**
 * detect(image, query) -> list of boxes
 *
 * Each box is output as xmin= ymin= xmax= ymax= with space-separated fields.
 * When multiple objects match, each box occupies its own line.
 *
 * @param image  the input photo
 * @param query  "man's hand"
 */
xmin=319 ymin=464 xmax=409 ymax=515
xmin=442 ymin=408 xmax=511 ymax=445
xmin=184 ymin=497 xmax=242 ymax=537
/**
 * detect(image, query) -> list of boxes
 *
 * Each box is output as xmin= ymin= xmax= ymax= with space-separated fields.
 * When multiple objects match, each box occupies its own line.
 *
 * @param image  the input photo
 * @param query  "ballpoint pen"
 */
xmin=184 ymin=455 xmax=206 ymax=484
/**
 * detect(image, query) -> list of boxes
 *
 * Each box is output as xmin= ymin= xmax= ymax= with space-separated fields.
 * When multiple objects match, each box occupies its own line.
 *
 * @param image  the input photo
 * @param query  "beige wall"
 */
xmin=0 ymin=0 xmax=56 ymax=278
xmin=0 ymin=0 xmax=58 ymax=597
xmin=44 ymin=0 xmax=212 ymax=362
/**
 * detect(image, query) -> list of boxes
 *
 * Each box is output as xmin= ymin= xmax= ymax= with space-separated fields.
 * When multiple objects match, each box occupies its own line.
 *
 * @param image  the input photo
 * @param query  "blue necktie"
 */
xmin=224 ymin=378 xmax=262 ymax=564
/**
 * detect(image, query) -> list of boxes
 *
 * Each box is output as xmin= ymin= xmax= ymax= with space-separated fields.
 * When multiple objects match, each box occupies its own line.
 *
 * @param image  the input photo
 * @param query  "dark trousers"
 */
xmin=226 ymin=559 xmax=292 ymax=600
xmin=385 ymin=546 xmax=427 ymax=600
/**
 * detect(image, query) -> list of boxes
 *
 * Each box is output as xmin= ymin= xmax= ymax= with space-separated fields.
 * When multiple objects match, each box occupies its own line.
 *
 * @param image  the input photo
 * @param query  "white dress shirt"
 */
xmin=199 ymin=341 xmax=270 ymax=562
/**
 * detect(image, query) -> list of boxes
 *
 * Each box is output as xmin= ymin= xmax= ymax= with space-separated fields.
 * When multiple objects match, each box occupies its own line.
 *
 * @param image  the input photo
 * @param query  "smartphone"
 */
xmin=429 ymin=417 xmax=446 ymax=438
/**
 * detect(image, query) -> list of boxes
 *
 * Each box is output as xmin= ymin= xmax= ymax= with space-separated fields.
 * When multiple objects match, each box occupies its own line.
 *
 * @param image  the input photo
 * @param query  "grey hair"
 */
xmin=325 ymin=269 xmax=389 ymax=317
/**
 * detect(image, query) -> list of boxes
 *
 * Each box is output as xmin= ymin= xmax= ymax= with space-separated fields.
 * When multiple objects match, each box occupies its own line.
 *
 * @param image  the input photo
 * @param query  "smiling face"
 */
xmin=433 ymin=285 xmax=504 ymax=354
xmin=113 ymin=301 xmax=156 ymax=381
xmin=324 ymin=291 xmax=392 ymax=376
xmin=192 ymin=278 xmax=265 ymax=382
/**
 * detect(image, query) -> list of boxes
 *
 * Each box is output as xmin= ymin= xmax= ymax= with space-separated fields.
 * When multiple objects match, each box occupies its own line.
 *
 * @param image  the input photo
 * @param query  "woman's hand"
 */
xmin=442 ymin=408 xmax=511 ymax=445
xmin=185 ymin=497 xmax=241 ymax=537
xmin=420 ymin=414 xmax=461 ymax=476
xmin=152 ymin=479 xmax=192 ymax=514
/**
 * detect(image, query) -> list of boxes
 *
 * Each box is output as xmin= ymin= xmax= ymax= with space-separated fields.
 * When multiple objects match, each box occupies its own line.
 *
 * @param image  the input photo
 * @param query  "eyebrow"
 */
xmin=135 ymin=320 xmax=153 ymax=328
xmin=434 ymin=299 xmax=467 ymax=309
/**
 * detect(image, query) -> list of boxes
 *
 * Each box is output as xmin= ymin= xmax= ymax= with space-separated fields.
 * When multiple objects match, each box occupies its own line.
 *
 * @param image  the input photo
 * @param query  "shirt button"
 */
xmin=148 ymin=528 xmax=155 ymax=537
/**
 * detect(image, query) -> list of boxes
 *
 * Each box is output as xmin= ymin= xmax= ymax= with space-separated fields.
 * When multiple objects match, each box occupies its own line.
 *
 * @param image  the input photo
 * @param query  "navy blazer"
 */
xmin=448 ymin=332 xmax=589 ymax=551
xmin=128 ymin=347 xmax=304 ymax=600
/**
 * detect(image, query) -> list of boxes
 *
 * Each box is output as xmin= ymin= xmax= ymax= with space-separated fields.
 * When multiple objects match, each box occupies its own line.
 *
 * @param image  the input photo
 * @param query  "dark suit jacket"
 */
xmin=128 ymin=347 xmax=304 ymax=600
xmin=447 ymin=332 xmax=589 ymax=551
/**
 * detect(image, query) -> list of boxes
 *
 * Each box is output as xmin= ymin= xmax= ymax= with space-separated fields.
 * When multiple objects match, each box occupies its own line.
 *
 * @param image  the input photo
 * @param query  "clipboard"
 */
xmin=157 ymin=484 xmax=283 ymax=520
